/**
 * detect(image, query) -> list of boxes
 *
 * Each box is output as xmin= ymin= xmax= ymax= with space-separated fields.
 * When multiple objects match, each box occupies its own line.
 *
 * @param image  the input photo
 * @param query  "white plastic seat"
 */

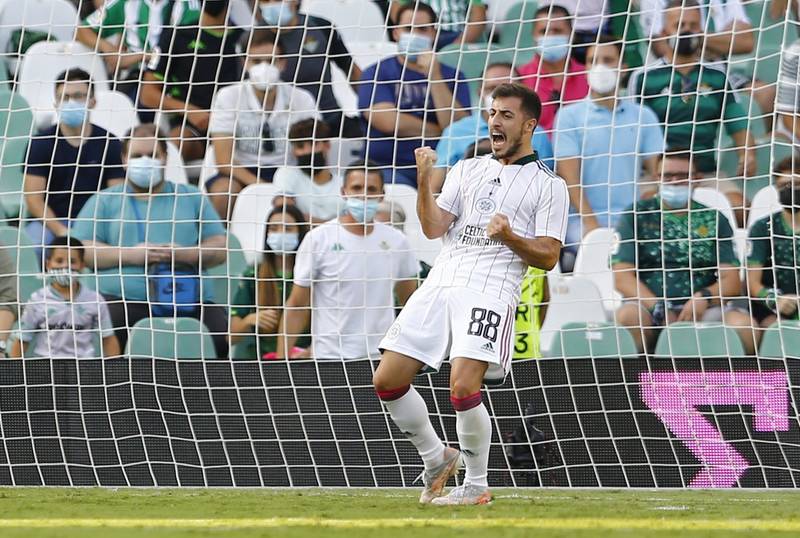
xmin=692 ymin=187 xmax=737 ymax=231
xmin=165 ymin=142 xmax=188 ymax=185
xmin=747 ymin=185 xmax=780 ymax=229
xmin=383 ymin=183 xmax=443 ymax=267
xmin=17 ymin=41 xmax=109 ymax=128
xmin=347 ymin=41 xmax=399 ymax=70
xmin=300 ymin=0 xmax=388 ymax=45
xmin=573 ymin=227 xmax=622 ymax=315
xmin=230 ymin=183 xmax=279 ymax=264
xmin=540 ymin=275 xmax=608 ymax=356
xmin=90 ymin=90 xmax=139 ymax=138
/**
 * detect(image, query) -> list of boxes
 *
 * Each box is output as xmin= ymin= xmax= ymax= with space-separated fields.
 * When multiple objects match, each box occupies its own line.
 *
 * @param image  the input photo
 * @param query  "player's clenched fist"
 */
xmin=487 ymin=213 xmax=513 ymax=242
xmin=415 ymin=146 xmax=437 ymax=176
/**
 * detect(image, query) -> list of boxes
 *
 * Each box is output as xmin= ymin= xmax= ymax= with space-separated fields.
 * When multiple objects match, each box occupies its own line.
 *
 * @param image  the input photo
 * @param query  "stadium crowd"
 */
xmin=0 ymin=0 xmax=797 ymax=360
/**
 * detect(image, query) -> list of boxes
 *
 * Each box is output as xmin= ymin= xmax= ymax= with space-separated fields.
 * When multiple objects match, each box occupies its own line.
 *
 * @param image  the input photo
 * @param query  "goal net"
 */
xmin=0 ymin=0 xmax=798 ymax=488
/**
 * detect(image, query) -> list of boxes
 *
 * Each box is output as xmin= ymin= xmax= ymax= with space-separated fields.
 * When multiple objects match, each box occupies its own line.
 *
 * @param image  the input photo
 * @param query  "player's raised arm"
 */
xmin=415 ymin=146 xmax=457 ymax=239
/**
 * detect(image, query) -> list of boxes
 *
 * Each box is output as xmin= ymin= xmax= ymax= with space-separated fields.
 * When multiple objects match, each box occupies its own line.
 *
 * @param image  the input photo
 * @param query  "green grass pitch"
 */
xmin=1 ymin=488 xmax=799 ymax=537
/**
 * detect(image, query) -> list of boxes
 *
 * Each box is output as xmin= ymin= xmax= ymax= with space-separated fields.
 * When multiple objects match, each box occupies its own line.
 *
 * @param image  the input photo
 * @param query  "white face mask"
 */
xmin=248 ymin=62 xmax=281 ymax=90
xmin=587 ymin=64 xmax=618 ymax=95
xmin=482 ymin=94 xmax=493 ymax=114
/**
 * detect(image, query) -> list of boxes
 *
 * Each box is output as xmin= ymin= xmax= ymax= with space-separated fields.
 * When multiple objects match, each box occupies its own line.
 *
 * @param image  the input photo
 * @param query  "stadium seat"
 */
xmin=204 ymin=233 xmax=247 ymax=306
xmin=300 ymin=0 xmax=388 ymax=45
xmin=540 ymin=275 xmax=607 ymax=356
xmin=383 ymin=183 xmax=443 ymax=267
xmin=165 ymin=142 xmax=188 ymax=185
xmin=0 ymin=0 xmax=79 ymax=79
xmin=437 ymin=42 xmax=517 ymax=102
xmin=549 ymin=321 xmax=639 ymax=359
xmin=0 ymin=89 xmax=33 ymax=220
xmin=126 ymin=317 xmax=217 ymax=360
xmin=572 ymin=227 xmax=621 ymax=316
xmin=0 ymin=225 xmax=43 ymax=303
xmin=230 ymin=183 xmax=279 ymax=265
xmin=90 ymin=90 xmax=139 ymax=139
xmin=654 ymin=322 xmax=746 ymax=358
xmin=747 ymin=185 xmax=779 ymax=229
xmin=731 ymin=0 xmax=799 ymax=85
xmin=495 ymin=0 xmax=538 ymax=59
xmin=17 ymin=40 xmax=110 ymax=128
xmin=328 ymin=137 xmax=363 ymax=171
xmin=758 ymin=320 xmax=800 ymax=358
xmin=692 ymin=187 xmax=737 ymax=231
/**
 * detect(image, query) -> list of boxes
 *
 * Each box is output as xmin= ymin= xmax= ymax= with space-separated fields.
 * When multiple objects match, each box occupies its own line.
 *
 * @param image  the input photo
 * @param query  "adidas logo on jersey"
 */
xmin=489 ymin=177 xmax=502 ymax=186
xmin=481 ymin=342 xmax=494 ymax=352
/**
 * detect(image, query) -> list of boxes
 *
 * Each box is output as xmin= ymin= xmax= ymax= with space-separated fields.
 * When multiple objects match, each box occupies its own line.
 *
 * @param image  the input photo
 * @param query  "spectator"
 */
xmin=513 ymin=267 xmax=549 ymax=359
xmin=277 ymin=161 xmax=419 ymax=359
xmin=208 ymin=29 xmax=318 ymax=220
xmin=230 ymin=203 xmax=310 ymax=358
xmin=746 ymin=157 xmax=800 ymax=328
xmin=627 ymin=0 xmax=756 ymax=183
xmin=71 ymin=124 xmax=229 ymax=357
xmin=0 ymin=247 xmax=17 ymax=358
xmin=612 ymin=151 xmax=755 ymax=354
xmin=432 ymin=62 xmax=553 ymax=190
xmin=518 ymin=4 xmax=589 ymax=136
xmin=359 ymin=2 xmax=471 ymax=187
xmin=389 ymin=0 xmax=487 ymax=47
xmin=776 ymin=39 xmax=800 ymax=146
xmin=254 ymin=0 xmax=363 ymax=136
xmin=272 ymin=119 xmax=343 ymax=223
xmin=540 ymin=0 xmax=608 ymax=64
xmin=76 ymin=0 xmax=201 ymax=119
xmin=141 ymin=0 xmax=242 ymax=162
xmin=554 ymin=36 xmax=664 ymax=242
xmin=24 ymin=68 xmax=125 ymax=256
xmin=10 ymin=236 xmax=120 ymax=359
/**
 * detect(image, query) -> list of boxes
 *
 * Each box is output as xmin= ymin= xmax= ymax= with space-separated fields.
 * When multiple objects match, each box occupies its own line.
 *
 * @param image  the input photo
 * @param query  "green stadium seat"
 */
xmin=126 ymin=317 xmax=217 ymax=359
xmin=231 ymin=339 xmax=258 ymax=360
xmin=497 ymin=1 xmax=539 ymax=57
xmin=0 ymin=224 xmax=42 ymax=302
xmin=731 ymin=0 xmax=799 ymax=85
xmin=758 ymin=320 xmax=800 ymax=358
xmin=437 ymin=42 xmax=523 ymax=104
xmin=0 ymin=90 xmax=33 ymax=219
xmin=204 ymin=233 xmax=247 ymax=306
xmin=549 ymin=321 xmax=639 ymax=359
xmin=654 ymin=322 xmax=746 ymax=358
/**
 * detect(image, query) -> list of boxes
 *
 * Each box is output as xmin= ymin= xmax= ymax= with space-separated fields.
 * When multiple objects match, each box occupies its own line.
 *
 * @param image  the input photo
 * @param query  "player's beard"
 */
xmin=493 ymin=127 xmax=524 ymax=160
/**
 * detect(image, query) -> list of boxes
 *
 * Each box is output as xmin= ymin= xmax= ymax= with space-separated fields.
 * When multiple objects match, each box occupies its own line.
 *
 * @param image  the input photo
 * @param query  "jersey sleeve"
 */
xmin=84 ymin=0 xmax=126 ymax=37
xmin=722 ymin=79 xmax=748 ymax=134
xmin=96 ymin=295 xmax=115 ymax=338
xmin=638 ymin=106 xmax=666 ymax=156
xmin=612 ymin=209 xmax=636 ymax=265
xmin=552 ymin=107 xmax=580 ymax=159
xmin=436 ymin=159 xmax=464 ymax=218
xmin=533 ymin=177 xmax=569 ymax=242
xmin=716 ymin=212 xmax=738 ymax=266
xmin=102 ymin=137 xmax=125 ymax=182
xmin=293 ymin=231 xmax=316 ymax=288
xmin=25 ymin=136 xmax=53 ymax=180
xmin=747 ymin=216 xmax=770 ymax=267
xmin=146 ymin=27 xmax=174 ymax=80
xmin=209 ymin=87 xmax=236 ymax=134
xmin=18 ymin=298 xmax=43 ymax=342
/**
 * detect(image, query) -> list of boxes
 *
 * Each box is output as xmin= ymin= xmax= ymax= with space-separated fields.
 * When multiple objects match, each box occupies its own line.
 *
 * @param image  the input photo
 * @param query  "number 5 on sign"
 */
xmin=639 ymin=371 xmax=790 ymax=488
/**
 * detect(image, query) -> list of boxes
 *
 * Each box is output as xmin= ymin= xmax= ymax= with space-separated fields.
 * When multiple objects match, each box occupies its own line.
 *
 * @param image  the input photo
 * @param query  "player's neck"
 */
xmin=496 ymin=146 xmax=535 ymax=166
xmin=339 ymin=214 xmax=374 ymax=236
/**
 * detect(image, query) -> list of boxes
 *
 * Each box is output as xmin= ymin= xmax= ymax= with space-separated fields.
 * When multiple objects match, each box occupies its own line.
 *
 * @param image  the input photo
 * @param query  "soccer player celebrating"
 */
xmin=373 ymin=82 xmax=568 ymax=505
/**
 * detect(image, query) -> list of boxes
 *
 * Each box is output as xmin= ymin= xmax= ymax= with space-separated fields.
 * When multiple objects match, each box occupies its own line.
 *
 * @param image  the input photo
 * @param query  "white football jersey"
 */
xmin=424 ymin=154 xmax=569 ymax=305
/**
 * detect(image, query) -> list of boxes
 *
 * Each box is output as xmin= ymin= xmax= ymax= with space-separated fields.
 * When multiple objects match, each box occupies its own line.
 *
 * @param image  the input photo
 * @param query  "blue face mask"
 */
xmin=397 ymin=32 xmax=432 ymax=62
xmin=128 ymin=156 xmax=164 ymax=190
xmin=537 ymin=35 xmax=570 ymax=62
xmin=660 ymin=184 xmax=691 ymax=208
xmin=260 ymin=3 xmax=293 ymax=25
xmin=59 ymin=100 xmax=87 ymax=128
xmin=266 ymin=232 xmax=299 ymax=252
xmin=345 ymin=198 xmax=380 ymax=223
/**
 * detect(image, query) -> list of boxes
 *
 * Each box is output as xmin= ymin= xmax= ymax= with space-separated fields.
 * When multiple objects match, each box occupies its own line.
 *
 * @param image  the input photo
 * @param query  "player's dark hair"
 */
xmin=45 ymin=236 xmax=85 ymax=263
xmin=395 ymin=1 xmax=438 ymax=25
xmin=123 ymin=124 xmax=168 ymax=158
xmin=55 ymin=68 xmax=93 ymax=96
xmin=534 ymin=4 xmax=572 ymax=27
xmin=344 ymin=159 xmax=384 ymax=187
xmin=289 ymin=118 xmax=332 ymax=143
xmin=491 ymin=83 xmax=543 ymax=121
xmin=258 ymin=203 xmax=308 ymax=308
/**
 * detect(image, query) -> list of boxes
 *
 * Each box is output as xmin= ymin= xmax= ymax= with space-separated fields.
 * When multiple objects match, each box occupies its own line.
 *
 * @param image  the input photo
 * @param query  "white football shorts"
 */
xmin=379 ymin=284 xmax=516 ymax=384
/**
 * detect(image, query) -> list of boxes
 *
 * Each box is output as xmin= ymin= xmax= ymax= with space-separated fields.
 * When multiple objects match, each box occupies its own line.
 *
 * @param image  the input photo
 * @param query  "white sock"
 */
xmin=456 ymin=403 xmax=491 ymax=488
xmin=381 ymin=386 xmax=445 ymax=469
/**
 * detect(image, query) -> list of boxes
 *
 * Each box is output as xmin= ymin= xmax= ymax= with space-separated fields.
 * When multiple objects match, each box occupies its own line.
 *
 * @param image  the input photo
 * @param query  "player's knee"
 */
xmin=372 ymin=370 xmax=407 ymax=397
xmin=450 ymin=379 xmax=480 ymax=400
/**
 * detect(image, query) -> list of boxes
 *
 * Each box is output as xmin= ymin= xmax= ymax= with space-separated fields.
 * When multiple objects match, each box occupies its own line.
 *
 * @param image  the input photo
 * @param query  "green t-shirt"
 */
xmin=612 ymin=198 xmax=738 ymax=301
xmin=628 ymin=59 xmax=747 ymax=173
xmin=230 ymin=265 xmax=310 ymax=357
xmin=84 ymin=0 xmax=201 ymax=53
xmin=747 ymin=211 xmax=800 ymax=295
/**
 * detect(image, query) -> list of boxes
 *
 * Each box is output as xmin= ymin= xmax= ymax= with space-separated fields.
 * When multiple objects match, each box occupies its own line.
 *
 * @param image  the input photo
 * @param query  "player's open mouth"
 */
xmin=490 ymin=132 xmax=505 ymax=145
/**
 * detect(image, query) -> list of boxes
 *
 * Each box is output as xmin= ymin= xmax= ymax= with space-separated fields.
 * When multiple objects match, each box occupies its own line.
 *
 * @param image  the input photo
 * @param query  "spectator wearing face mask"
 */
xmin=431 ymin=62 xmax=553 ymax=191
xmin=72 ymin=124 xmax=229 ymax=357
xmin=230 ymin=203 xmax=310 ymax=359
xmin=254 ymin=0 xmax=362 ymax=136
xmin=518 ymin=4 xmax=589 ymax=136
xmin=208 ymin=29 xmax=319 ymax=221
xmin=746 ymin=157 xmax=800 ymax=329
xmin=539 ymin=0 xmax=608 ymax=64
xmin=276 ymin=161 xmax=419 ymax=359
xmin=273 ymin=119 xmax=343 ymax=223
xmin=389 ymin=0 xmax=488 ymax=48
xmin=358 ymin=2 xmax=471 ymax=187
xmin=554 ymin=36 xmax=664 ymax=243
xmin=24 ymin=68 xmax=125 ymax=257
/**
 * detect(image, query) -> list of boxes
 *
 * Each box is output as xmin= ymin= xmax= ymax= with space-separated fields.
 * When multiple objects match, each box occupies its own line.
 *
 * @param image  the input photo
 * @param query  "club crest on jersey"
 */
xmin=475 ymin=197 xmax=496 ymax=215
